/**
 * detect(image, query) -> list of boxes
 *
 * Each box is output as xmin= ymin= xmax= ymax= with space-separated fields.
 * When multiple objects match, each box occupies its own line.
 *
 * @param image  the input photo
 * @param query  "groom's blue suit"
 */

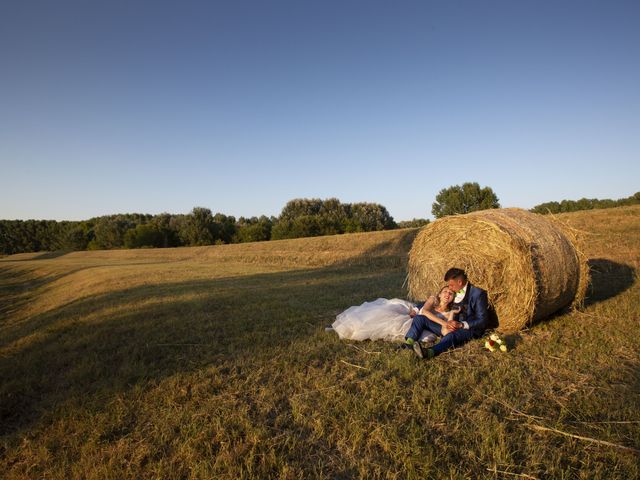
xmin=406 ymin=283 xmax=488 ymax=356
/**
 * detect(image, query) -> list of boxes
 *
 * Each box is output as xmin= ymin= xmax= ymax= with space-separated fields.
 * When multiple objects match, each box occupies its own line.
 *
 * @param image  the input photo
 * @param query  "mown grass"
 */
xmin=1 ymin=207 xmax=639 ymax=479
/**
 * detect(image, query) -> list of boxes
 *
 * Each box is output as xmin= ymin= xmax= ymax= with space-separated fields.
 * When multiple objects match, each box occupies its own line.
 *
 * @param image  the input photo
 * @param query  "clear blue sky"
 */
xmin=1 ymin=0 xmax=638 ymax=221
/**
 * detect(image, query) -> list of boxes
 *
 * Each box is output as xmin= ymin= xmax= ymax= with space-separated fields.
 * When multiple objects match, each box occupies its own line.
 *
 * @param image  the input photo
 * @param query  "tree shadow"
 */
xmin=584 ymin=258 xmax=636 ymax=305
xmin=2 ymin=231 xmax=639 ymax=476
xmin=354 ymin=229 xmax=418 ymax=264
xmin=30 ymin=251 xmax=71 ymax=260
xmin=0 ymin=234 xmax=413 ymax=440
xmin=0 ymin=251 xmax=70 ymax=262
xmin=0 ymin=267 xmax=77 ymax=321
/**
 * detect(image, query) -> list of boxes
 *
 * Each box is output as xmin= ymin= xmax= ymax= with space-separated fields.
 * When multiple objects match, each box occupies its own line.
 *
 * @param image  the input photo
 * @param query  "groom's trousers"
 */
xmin=405 ymin=314 xmax=480 ymax=356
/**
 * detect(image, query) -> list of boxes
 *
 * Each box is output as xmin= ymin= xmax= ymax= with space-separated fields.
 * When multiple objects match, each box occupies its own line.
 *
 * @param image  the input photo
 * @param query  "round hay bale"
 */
xmin=407 ymin=208 xmax=589 ymax=333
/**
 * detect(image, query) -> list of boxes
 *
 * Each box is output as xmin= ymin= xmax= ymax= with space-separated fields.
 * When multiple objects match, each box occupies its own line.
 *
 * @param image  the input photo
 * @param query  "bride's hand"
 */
xmin=447 ymin=307 xmax=461 ymax=321
xmin=424 ymin=295 xmax=436 ymax=310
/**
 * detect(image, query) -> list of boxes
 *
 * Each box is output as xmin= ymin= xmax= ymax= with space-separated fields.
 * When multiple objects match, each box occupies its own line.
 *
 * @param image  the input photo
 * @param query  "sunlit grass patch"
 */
xmin=1 ymin=207 xmax=639 ymax=478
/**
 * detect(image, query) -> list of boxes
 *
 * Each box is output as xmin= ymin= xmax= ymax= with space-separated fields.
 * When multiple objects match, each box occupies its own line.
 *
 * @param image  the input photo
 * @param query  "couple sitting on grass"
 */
xmin=332 ymin=268 xmax=488 ymax=359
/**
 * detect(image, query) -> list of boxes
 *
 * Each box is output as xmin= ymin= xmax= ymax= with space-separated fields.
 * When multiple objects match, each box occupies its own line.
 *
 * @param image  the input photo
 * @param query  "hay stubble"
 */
xmin=408 ymin=208 xmax=589 ymax=332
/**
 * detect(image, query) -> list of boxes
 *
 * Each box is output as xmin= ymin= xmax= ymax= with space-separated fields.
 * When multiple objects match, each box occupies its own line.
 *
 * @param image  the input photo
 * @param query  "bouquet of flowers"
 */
xmin=484 ymin=333 xmax=508 ymax=352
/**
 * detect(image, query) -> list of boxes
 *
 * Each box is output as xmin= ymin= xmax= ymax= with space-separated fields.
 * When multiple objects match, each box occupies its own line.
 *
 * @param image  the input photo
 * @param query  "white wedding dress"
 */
xmin=332 ymin=298 xmax=437 ymax=343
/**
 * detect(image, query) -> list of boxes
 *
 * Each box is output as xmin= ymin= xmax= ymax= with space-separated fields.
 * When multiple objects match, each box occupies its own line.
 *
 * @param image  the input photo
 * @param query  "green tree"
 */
xmin=148 ymin=213 xmax=182 ymax=248
xmin=88 ymin=216 xmax=135 ymax=250
xmin=181 ymin=207 xmax=216 ymax=246
xmin=61 ymin=222 xmax=92 ymax=250
xmin=431 ymin=182 xmax=500 ymax=219
xmin=530 ymin=201 xmax=561 ymax=215
xmin=124 ymin=224 xmax=165 ymax=248
xmin=345 ymin=203 xmax=396 ymax=232
xmin=0 ymin=221 xmax=16 ymax=255
xmin=279 ymin=198 xmax=324 ymax=221
xmin=397 ymin=218 xmax=430 ymax=228
xmin=273 ymin=198 xmax=397 ymax=239
xmin=532 ymin=191 xmax=640 ymax=215
xmin=213 ymin=213 xmax=237 ymax=244
xmin=575 ymin=198 xmax=595 ymax=211
xmin=318 ymin=198 xmax=349 ymax=235
xmin=594 ymin=198 xmax=617 ymax=209
xmin=168 ymin=214 xmax=188 ymax=246
xmin=234 ymin=216 xmax=273 ymax=243
xmin=559 ymin=199 xmax=578 ymax=213
xmin=271 ymin=216 xmax=324 ymax=240
xmin=619 ymin=191 xmax=640 ymax=206
xmin=273 ymin=198 xmax=330 ymax=239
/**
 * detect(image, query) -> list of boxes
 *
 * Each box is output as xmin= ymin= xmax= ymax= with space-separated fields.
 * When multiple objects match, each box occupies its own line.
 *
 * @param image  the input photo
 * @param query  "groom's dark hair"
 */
xmin=444 ymin=268 xmax=467 ymax=282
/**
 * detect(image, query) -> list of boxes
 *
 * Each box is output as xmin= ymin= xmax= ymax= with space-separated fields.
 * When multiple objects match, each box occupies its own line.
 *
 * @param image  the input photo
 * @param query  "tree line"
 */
xmin=530 ymin=192 xmax=640 ymax=214
xmin=5 ymin=184 xmax=636 ymax=256
xmin=431 ymin=183 xmax=640 ymax=217
xmin=0 ymin=199 xmax=411 ymax=255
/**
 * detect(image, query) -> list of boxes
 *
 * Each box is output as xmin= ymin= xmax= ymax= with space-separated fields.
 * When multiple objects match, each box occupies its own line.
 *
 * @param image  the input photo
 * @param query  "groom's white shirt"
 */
xmin=454 ymin=284 xmax=470 ymax=330
xmin=454 ymin=284 xmax=467 ymax=304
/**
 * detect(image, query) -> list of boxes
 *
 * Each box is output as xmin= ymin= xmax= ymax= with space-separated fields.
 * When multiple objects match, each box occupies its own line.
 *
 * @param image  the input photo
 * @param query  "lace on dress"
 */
xmin=332 ymin=298 xmax=439 ymax=343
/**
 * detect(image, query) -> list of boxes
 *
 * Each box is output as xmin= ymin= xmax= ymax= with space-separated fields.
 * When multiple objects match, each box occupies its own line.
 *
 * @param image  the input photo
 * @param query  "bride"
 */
xmin=332 ymin=286 xmax=458 ymax=343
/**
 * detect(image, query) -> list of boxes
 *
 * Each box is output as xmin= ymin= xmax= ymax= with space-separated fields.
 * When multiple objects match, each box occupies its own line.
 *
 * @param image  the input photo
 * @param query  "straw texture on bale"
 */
xmin=407 ymin=208 xmax=589 ymax=333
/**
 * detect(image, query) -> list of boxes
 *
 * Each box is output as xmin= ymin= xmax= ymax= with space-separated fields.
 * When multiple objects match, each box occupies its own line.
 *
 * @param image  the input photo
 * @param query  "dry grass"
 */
xmin=1 ymin=206 xmax=639 ymax=479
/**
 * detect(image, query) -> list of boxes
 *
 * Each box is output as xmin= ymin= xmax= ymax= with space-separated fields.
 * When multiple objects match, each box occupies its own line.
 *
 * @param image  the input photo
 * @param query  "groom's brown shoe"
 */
xmin=412 ymin=341 xmax=424 ymax=359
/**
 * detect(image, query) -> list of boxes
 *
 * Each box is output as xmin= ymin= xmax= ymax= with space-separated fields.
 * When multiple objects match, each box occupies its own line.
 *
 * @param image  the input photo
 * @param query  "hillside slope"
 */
xmin=1 ymin=206 xmax=639 ymax=478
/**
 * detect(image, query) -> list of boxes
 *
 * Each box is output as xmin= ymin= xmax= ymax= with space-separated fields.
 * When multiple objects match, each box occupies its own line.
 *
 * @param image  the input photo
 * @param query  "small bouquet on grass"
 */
xmin=484 ymin=333 xmax=508 ymax=352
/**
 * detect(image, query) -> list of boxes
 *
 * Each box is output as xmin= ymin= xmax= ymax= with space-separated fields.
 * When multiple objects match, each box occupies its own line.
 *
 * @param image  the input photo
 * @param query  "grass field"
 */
xmin=1 ymin=206 xmax=639 ymax=479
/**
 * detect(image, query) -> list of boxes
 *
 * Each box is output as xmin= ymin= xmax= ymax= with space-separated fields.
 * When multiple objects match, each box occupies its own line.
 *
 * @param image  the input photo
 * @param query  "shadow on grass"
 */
xmin=30 ymin=251 xmax=71 ymax=260
xmin=0 ymin=263 xmax=160 ymax=321
xmin=496 ymin=258 xmax=636 ymax=333
xmin=0 ymin=233 xmax=417 ymax=440
xmin=0 ymin=267 xmax=79 ymax=320
xmin=585 ymin=258 xmax=636 ymax=305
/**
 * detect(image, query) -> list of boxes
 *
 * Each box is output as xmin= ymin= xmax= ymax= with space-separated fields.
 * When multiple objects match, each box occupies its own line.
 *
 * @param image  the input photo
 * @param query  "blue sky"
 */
xmin=1 ymin=0 xmax=638 ymax=221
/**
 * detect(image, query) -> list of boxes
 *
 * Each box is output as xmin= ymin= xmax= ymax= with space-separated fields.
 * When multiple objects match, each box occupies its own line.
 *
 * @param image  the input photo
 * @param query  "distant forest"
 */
xmin=530 ymin=192 xmax=639 ymax=214
xmin=2 ymin=192 xmax=638 ymax=255
xmin=0 ymin=198 xmax=428 ymax=255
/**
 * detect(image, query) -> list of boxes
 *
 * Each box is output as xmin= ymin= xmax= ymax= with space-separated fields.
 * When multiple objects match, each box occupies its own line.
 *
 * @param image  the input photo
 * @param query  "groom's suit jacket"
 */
xmin=453 ymin=283 xmax=489 ymax=333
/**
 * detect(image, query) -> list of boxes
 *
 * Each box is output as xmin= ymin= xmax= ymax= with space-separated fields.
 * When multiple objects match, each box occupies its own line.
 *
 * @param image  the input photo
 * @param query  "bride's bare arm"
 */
xmin=423 ymin=295 xmax=437 ymax=310
xmin=421 ymin=309 xmax=448 ymax=327
xmin=445 ymin=307 xmax=461 ymax=321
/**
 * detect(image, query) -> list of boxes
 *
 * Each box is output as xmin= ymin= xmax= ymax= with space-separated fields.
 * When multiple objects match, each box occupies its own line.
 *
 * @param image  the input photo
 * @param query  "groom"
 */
xmin=404 ymin=268 xmax=488 ymax=359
